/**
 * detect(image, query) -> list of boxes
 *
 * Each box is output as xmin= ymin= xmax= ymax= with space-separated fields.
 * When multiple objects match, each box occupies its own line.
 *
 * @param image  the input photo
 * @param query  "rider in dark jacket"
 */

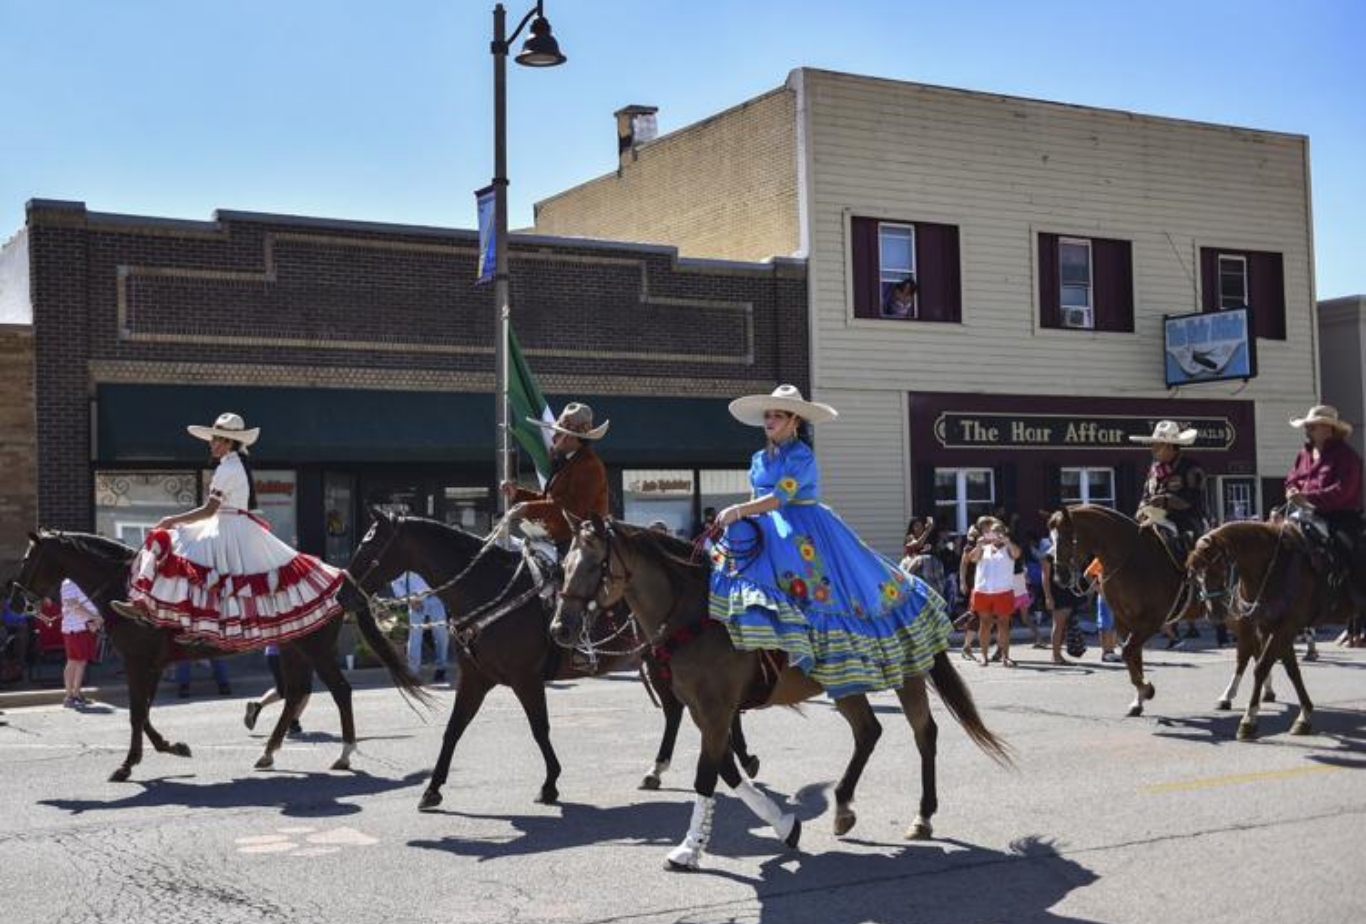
xmin=1130 ymin=420 xmax=1208 ymax=545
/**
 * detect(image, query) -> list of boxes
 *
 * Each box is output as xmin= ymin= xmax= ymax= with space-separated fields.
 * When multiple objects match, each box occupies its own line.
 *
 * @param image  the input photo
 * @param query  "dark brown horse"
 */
xmin=7 ymin=530 xmax=426 ymax=781
xmin=335 ymin=511 xmax=758 ymax=811
xmin=1189 ymin=520 xmax=1358 ymax=739
xmin=1048 ymin=505 xmax=1201 ymax=717
xmin=549 ymin=517 xmax=1011 ymax=871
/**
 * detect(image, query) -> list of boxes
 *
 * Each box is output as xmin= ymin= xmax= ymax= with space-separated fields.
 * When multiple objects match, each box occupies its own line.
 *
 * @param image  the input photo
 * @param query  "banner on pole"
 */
xmin=475 ymin=185 xmax=496 ymax=285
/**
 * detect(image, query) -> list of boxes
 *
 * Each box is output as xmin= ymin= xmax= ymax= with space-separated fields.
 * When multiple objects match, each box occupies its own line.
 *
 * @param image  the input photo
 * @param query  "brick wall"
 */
xmin=0 ymin=325 xmax=36 ymax=572
xmin=533 ymin=88 xmax=800 ymax=263
xmin=25 ymin=200 xmax=809 ymax=530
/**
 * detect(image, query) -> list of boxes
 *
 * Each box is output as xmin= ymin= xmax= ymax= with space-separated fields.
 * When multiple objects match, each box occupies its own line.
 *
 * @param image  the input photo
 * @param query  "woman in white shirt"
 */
xmin=112 ymin=413 xmax=344 ymax=651
xmin=967 ymin=516 xmax=1021 ymax=667
xmin=61 ymin=579 xmax=102 ymax=708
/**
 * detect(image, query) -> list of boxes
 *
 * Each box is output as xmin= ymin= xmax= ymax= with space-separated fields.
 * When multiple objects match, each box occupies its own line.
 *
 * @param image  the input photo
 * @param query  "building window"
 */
xmin=851 ymin=216 xmax=961 ymax=322
xmin=622 ymin=468 xmax=749 ymax=538
xmin=1038 ymin=233 xmax=1134 ymax=332
xmin=934 ymin=468 xmax=995 ymax=534
xmin=1058 ymin=238 xmax=1093 ymax=329
xmin=1060 ymin=467 xmax=1115 ymax=508
xmin=1217 ymin=254 xmax=1248 ymax=310
xmin=1200 ymin=247 xmax=1285 ymax=340
xmin=94 ymin=470 xmax=201 ymax=546
xmin=878 ymin=223 xmax=917 ymax=318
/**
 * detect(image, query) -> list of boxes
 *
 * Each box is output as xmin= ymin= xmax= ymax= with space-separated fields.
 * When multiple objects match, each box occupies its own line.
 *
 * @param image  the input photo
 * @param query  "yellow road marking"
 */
xmin=1142 ymin=764 xmax=1345 ymax=794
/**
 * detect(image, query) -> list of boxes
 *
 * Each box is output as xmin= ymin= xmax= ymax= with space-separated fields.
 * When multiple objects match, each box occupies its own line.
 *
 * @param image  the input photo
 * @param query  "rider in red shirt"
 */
xmin=1285 ymin=405 xmax=1364 ymax=597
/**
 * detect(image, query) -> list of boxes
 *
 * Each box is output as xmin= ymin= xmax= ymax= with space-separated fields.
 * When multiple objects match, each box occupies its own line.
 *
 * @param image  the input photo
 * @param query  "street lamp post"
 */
xmin=491 ymin=2 xmax=565 ymax=513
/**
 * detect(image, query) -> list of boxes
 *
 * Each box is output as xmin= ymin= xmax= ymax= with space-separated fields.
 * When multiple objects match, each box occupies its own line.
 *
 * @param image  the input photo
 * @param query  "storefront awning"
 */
xmin=95 ymin=384 xmax=756 ymax=466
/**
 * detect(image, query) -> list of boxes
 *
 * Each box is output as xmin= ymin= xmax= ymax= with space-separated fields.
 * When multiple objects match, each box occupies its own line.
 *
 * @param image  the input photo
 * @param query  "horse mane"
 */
xmin=394 ymin=516 xmax=518 ymax=562
xmin=1069 ymin=504 xmax=1139 ymax=529
xmin=611 ymin=521 xmax=709 ymax=576
xmin=47 ymin=530 xmax=135 ymax=565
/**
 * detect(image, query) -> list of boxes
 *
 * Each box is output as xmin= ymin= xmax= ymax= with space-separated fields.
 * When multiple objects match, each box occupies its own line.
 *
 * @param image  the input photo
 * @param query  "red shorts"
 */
xmin=63 ymin=630 xmax=98 ymax=662
xmin=971 ymin=590 xmax=1016 ymax=619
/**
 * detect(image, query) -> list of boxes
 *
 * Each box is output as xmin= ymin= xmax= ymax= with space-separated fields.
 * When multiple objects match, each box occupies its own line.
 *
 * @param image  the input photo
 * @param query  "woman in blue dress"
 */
xmin=709 ymin=385 xmax=953 ymax=698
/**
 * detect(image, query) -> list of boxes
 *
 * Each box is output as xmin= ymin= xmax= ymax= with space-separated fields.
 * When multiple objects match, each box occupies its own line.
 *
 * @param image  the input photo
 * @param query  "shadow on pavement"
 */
xmin=1153 ymin=705 xmax=1366 ymax=752
xmin=39 ymin=769 xmax=428 ymax=818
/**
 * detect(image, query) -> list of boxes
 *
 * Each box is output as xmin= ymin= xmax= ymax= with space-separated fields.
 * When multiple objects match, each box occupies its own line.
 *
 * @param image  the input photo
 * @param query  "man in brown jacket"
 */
xmin=500 ymin=402 xmax=610 ymax=547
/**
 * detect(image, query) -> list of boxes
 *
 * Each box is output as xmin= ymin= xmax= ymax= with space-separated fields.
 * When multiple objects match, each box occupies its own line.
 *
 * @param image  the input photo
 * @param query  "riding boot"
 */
xmin=734 ymin=779 xmax=798 ymax=844
xmin=666 ymin=795 xmax=715 ymax=870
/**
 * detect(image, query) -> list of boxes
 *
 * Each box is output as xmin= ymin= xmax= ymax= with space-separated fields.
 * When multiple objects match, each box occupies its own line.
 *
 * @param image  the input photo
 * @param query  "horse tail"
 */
xmin=352 ymin=601 xmax=435 ymax=710
xmin=927 ymin=651 xmax=1015 ymax=768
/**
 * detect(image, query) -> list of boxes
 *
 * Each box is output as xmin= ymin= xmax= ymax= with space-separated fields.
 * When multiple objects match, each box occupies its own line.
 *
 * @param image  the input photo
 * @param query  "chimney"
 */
xmin=615 ymin=105 xmax=658 ymax=167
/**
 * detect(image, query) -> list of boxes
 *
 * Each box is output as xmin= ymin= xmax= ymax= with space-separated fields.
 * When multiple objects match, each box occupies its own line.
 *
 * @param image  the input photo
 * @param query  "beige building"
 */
xmin=537 ymin=68 xmax=1319 ymax=553
xmin=1318 ymin=295 xmax=1366 ymax=458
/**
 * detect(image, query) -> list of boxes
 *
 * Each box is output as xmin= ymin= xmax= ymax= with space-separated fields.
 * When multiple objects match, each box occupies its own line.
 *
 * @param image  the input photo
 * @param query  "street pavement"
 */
xmin=2 ymin=638 xmax=1364 ymax=924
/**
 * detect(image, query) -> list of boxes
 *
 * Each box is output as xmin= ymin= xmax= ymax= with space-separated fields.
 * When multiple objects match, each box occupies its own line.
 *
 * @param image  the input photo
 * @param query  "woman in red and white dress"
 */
xmin=112 ymin=413 xmax=344 ymax=651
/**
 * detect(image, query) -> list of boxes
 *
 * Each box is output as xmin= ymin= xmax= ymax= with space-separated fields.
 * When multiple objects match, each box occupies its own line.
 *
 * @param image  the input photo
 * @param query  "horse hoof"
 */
xmin=1236 ymin=722 xmax=1258 ymax=741
xmin=1215 ymin=700 xmax=1232 ymax=711
xmin=639 ymin=774 xmax=661 ymax=791
xmin=664 ymin=846 xmax=701 ymax=871
xmin=833 ymin=807 xmax=857 ymax=837
xmin=1143 ymin=682 xmax=1156 ymax=701
xmin=171 ymin=743 xmax=192 ymax=758
xmin=417 ymin=790 xmax=443 ymax=812
xmin=1290 ymin=720 xmax=1313 ymax=736
xmin=536 ymin=786 xmax=559 ymax=805
xmin=330 ymin=758 xmax=351 ymax=771
xmin=743 ymin=755 xmax=761 ymax=778
xmin=1262 ymin=690 xmax=1276 ymax=703
xmin=109 ymin=766 xmax=132 ymax=783
xmin=784 ymin=816 xmax=802 ymax=849
xmin=1126 ymin=704 xmax=1144 ymax=718
xmin=905 ymin=817 xmax=934 ymax=841
xmin=254 ymin=755 xmax=275 ymax=770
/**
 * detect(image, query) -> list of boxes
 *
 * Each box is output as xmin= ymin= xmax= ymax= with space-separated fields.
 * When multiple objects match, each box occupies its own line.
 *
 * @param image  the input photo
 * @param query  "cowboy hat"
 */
xmin=529 ymin=402 xmax=609 ymax=441
xmin=187 ymin=412 xmax=260 ymax=447
xmin=1289 ymin=404 xmax=1353 ymax=437
xmin=1128 ymin=420 xmax=1197 ymax=447
xmin=729 ymin=385 xmax=839 ymax=427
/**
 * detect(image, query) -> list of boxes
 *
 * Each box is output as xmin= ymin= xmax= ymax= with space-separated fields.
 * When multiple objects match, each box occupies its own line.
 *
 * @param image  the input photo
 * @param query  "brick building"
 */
xmin=2 ymin=200 xmax=807 ymax=567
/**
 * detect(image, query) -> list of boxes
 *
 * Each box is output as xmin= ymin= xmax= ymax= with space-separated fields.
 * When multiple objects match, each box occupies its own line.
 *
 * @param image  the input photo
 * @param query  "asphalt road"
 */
xmin=2 ymin=639 xmax=1364 ymax=924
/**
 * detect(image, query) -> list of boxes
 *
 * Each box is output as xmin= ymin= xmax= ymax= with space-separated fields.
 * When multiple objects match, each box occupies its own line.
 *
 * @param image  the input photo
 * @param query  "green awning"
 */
xmin=95 ymin=384 xmax=756 ymax=466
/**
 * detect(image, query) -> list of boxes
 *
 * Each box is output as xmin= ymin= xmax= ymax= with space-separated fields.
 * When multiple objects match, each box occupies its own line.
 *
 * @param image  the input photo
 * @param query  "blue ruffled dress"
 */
xmin=708 ymin=440 xmax=952 ymax=698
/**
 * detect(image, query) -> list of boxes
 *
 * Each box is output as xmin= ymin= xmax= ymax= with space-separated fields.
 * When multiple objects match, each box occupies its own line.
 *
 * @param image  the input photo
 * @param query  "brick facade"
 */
xmin=534 ymin=88 xmax=800 ymax=263
xmin=24 ymin=200 xmax=809 ymax=533
xmin=0 ymin=325 xmax=36 ymax=573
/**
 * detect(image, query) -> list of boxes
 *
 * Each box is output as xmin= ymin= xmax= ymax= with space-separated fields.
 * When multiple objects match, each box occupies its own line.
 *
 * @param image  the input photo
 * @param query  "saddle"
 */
xmin=1138 ymin=514 xmax=1192 ymax=567
xmin=1288 ymin=507 xmax=1366 ymax=603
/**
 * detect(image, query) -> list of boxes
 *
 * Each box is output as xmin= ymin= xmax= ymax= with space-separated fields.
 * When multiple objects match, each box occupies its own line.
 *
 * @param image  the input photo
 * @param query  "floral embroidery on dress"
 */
xmin=775 ymin=476 xmax=800 ymax=502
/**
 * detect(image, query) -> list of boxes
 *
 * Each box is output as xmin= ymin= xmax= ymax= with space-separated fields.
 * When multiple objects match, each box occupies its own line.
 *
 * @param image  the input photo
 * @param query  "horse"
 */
xmin=549 ymin=516 xmax=1012 ymax=871
xmin=1048 ymin=505 xmax=1203 ymax=717
xmin=334 ymin=510 xmax=759 ymax=811
xmin=1188 ymin=521 xmax=1358 ymax=739
xmin=7 ymin=530 xmax=427 ymax=781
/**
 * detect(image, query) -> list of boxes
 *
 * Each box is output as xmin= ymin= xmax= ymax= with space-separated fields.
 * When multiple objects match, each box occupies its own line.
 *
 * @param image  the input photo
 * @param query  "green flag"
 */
xmin=507 ymin=327 xmax=554 ymax=486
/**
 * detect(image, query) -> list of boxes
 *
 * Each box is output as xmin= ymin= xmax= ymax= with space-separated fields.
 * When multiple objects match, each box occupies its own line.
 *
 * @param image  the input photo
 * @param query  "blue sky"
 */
xmin=2 ymin=0 xmax=1362 ymax=297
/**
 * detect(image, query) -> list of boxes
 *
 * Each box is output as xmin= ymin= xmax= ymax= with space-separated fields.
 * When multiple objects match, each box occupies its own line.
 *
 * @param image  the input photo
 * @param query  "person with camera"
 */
xmin=966 ymin=516 xmax=1020 ymax=667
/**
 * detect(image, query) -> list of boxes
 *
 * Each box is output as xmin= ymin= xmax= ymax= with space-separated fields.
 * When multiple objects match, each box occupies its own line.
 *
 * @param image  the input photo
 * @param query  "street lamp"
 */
xmin=492 ymin=1 xmax=565 ymax=513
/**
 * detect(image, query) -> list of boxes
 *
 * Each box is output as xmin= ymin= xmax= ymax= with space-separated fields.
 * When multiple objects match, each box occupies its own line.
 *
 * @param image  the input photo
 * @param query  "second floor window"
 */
xmin=1038 ymin=233 xmax=1134 ymax=333
xmin=1217 ymin=254 xmax=1248 ymax=310
xmin=851 ymin=216 xmax=962 ymax=323
xmin=1200 ymin=247 xmax=1285 ymax=340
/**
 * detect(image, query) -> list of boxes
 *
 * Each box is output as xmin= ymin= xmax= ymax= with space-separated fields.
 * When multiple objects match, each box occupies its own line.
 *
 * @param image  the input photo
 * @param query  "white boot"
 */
xmin=665 ymin=795 xmax=715 ymax=871
xmin=734 ymin=779 xmax=799 ymax=846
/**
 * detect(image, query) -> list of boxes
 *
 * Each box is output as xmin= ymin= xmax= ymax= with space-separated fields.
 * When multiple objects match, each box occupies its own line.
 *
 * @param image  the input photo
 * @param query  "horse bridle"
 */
xmin=559 ymin=521 xmax=631 ymax=615
xmin=9 ymin=533 xmax=126 ymax=624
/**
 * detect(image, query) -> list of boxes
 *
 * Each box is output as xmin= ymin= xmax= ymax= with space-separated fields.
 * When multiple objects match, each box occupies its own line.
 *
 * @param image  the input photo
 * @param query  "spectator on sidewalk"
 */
xmin=2 ymin=598 xmax=31 ymax=683
xmin=392 ymin=571 xmax=449 ymax=684
xmin=60 ymin=579 xmax=103 ymax=708
xmin=175 ymin=657 xmax=232 ymax=697
xmin=243 ymin=643 xmax=308 ymax=737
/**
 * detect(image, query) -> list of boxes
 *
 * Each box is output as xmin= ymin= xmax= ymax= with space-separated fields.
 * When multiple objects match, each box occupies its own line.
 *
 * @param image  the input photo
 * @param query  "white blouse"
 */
xmin=209 ymin=452 xmax=251 ymax=510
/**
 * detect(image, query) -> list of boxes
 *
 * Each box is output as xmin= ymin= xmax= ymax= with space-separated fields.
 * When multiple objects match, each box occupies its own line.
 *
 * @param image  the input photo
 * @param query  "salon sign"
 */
xmin=933 ymin=413 xmax=1236 ymax=451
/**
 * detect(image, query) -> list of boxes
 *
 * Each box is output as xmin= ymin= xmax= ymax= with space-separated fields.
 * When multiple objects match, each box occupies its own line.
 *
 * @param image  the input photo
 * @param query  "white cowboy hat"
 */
xmin=1128 ymin=420 xmax=1197 ymax=447
xmin=187 ymin=412 xmax=260 ymax=447
xmin=729 ymin=385 xmax=839 ymax=427
xmin=1289 ymin=404 xmax=1353 ymax=437
xmin=529 ymin=402 xmax=609 ymax=440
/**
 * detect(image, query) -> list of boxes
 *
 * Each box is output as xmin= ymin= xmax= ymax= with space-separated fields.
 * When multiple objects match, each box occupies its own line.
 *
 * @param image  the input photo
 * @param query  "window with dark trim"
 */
xmin=1038 ymin=233 xmax=1134 ymax=332
xmin=1199 ymin=247 xmax=1285 ymax=340
xmin=851 ymin=216 xmax=961 ymax=322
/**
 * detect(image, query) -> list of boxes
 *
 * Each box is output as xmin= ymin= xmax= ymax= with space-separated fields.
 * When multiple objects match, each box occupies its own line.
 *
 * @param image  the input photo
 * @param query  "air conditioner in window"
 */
xmin=1060 ymin=306 xmax=1094 ymax=329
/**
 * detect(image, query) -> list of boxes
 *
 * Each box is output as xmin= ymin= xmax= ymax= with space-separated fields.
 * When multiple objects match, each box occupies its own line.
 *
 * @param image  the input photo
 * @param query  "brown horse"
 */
xmin=1047 ymin=505 xmax=1202 ymax=717
xmin=335 ymin=511 xmax=758 ymax=811
xmin=7 ymin=530 xmax=426 ymax=781
xmin=1188 ymin=521 xmax=1358 ymax=739
xmin=549 ymin=517 xmax=1011 ymax=871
